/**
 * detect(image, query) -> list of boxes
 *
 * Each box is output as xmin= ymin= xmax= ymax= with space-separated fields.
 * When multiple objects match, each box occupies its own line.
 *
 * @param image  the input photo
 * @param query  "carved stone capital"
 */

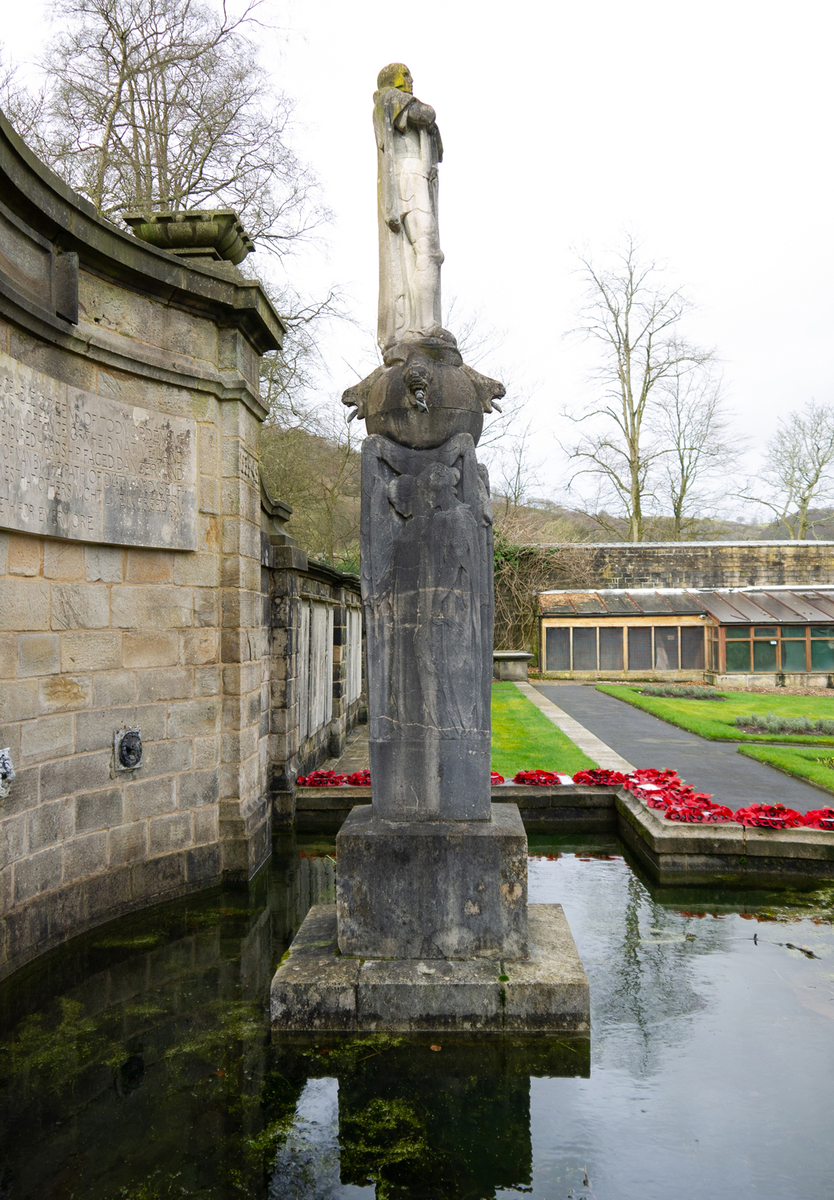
xmin=341 ymin=338 xmax=505 ymax=450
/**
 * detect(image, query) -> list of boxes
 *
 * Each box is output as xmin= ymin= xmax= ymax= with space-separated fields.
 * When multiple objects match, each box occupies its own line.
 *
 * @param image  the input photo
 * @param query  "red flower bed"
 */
xmin=733 ymin=803 xmax=804 ymax=829
xmin=513 ymin=769 xmax=561 ymax=786
xmin=346 ymin=769 xmax=371 ymax=787
xmin=573 ymin=769 xmax=628 ymax=786
xmin=296 ymin=770 xmax=348 ymax=787
xmin=490 ymin=771 xmax=505 ymax=785
xmin=803 ymin=807 xmax=834 ymax=830
xmin=665 ymin=801 xmax=735 ymax=823
xmin=627 ymin=768 xmax=681 ymax=789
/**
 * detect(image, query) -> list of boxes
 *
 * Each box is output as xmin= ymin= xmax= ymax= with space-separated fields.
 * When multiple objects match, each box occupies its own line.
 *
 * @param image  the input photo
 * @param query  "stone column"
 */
xmin=336 ymin=340 xmax=527 ymax=961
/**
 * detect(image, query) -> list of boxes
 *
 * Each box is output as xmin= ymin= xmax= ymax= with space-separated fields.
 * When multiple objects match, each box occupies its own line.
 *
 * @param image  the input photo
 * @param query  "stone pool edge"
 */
xmin=296 ymin=783 xmax=834 ymax=887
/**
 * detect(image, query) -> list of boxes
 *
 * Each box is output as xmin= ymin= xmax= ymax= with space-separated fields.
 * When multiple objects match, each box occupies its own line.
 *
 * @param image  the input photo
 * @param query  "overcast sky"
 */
xmin=4 ymin=0 xmax=833 ymax=516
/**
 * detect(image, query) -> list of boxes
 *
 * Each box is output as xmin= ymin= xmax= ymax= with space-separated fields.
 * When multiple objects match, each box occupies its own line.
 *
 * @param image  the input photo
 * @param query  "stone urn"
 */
xmin=123 ymin=209 xmax=254 ymax=264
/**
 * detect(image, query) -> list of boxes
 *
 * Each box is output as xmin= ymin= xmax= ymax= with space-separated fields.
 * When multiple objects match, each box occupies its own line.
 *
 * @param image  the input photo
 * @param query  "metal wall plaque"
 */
xmin=0 ymin=349 xmax=197 ymax=549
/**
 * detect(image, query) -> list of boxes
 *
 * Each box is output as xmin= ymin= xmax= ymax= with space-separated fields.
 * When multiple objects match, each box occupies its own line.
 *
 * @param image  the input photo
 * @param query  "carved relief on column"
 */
xmin=361 ymin=432 xmax=494 ymax=821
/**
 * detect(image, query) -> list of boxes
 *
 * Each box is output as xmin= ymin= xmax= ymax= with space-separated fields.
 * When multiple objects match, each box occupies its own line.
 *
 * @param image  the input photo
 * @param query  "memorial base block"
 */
xmin=270 ymin=903 xmax=590 ymax=1033
xmin=336 ymin=804 xmax=528 ymax=960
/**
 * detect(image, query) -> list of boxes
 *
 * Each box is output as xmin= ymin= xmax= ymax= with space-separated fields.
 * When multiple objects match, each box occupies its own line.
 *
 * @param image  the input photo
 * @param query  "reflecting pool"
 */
xmin=1 ymin=832 xmax=832 ymax=1199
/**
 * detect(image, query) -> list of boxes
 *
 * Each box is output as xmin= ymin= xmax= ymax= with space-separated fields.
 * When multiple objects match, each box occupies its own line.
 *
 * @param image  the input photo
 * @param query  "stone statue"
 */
xmin=274 ymin=64 xmax=585 ymax=1033
xmin=342 ymin=65 xmax=507 ymax=824
xmin=374 ymin=63 xmax=445 ymax=352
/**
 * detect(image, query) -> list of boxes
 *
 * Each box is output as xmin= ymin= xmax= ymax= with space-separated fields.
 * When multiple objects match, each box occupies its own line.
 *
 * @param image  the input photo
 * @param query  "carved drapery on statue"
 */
xmin=361 ymin=433 xmax=494 ymax=820
xmin=374 ymin=63 xmax=445 ymax=351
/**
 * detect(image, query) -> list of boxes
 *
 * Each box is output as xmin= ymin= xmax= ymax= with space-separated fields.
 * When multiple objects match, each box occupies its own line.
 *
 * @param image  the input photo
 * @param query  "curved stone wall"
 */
xmin=0 ymin=110 xmax=294 ymax=979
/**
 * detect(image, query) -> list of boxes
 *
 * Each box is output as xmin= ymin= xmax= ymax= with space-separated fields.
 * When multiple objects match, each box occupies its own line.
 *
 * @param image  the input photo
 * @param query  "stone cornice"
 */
xmin=0 ymin=108 xmax=285 ymax=357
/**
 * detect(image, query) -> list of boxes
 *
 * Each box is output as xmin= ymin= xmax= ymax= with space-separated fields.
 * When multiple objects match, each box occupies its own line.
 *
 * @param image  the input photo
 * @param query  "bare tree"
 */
xmin=260 ymin=408 xmax=361 ymax=569
xmin=493 ymin=535 xmax=595 ymax=653
xmin=741 ymin=400 xmax=834 ymax=539
xmin=651 ymin=355 xmax=740 ymax=539
xmin=0 ymin=48 xmax=48 ymax=143
xmin=490 ymin=423 xmax=540 ymax=524
xmin=19 ymin=0 xmax=326 ymax=253
xmin=566 ymin=235 xmax=713 ymax=541
xmin=5 ymin=3 xmax=344 ymax=420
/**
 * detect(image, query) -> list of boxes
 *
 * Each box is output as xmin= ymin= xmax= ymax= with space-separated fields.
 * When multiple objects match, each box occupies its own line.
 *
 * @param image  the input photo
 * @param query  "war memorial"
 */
xmin=2 ymin=51 xmax=834 ymax=1200
xmin=0 ymin=106 xmax=363 ymax=980
xmin=271 ymin=64 xmax=589 ymax=1032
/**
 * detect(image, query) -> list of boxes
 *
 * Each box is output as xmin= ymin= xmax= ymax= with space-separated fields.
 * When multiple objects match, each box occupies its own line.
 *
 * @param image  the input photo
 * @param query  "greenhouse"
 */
xmin=538 ymin=587 xmax=834 ymax=686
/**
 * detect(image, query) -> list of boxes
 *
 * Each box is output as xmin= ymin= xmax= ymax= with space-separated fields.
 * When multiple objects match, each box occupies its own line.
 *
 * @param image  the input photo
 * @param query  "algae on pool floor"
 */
xmin=0 ymin=833 xmax=833 ymax=1199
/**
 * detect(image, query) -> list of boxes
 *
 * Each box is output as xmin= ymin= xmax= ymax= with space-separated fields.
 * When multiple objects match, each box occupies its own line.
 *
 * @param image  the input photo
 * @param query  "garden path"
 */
xmin=532 ymin=682 xmax=827 ymax=814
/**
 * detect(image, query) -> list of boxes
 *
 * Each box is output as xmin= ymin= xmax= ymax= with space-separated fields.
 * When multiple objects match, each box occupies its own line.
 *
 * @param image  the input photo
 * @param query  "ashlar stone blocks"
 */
xmin=272 ymin=902 xmax=590 ymax=1033
xmin=336 ymin=803 xmax=528 ymax=960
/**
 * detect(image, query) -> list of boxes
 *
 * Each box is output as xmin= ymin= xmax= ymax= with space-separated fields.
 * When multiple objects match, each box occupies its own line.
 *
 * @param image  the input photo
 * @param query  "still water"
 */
xmin=0 ymin=833 xmax=832 ymax=1199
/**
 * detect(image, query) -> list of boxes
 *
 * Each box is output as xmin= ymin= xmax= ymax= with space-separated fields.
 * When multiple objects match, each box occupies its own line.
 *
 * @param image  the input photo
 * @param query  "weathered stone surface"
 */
xmin=336 ymin=803 xmax=528 ymax=960
xmin=493 ymin=651 xmax=533 ymax=681
xmin=0 ymin=350 xmax=198 ymax=549
xmin=6 ymin=534 xmax=41 ymax=576
xmin=361 ymin=433 xmax=494 ymax=821
xmin=502 ymin=905 xmax=590 ymax=1031
xmin=20 ymin=713 xmax=74 ymax=763
xmin=17 ymin=633 xmax=60 ymax=677
xmin=357 ymin=955 xmax=504 ymax=1031
xmin=75 ymin=787 xmax=123 ymax=834
xmin=0 ymin=580 xmax=50 ymax=631
xmin=616 ymin=789 xmax=834 ymax=886
xmin=271 ymin=904 xmax=361 ymax=1031
xmin=271 ymin=903 xmax=589 ymax=1032
xmin=62 ymin=831 xmax=108 ymax=882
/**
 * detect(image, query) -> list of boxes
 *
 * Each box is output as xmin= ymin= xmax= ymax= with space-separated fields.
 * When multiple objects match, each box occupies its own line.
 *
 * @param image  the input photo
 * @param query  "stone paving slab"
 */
xmin=534 ymin=682 xmax=831 ymax=814
xmin=271 ymin=902 xmax=590 ymax=1033
xmin=514 ymin=681 xmax=633 ymax=771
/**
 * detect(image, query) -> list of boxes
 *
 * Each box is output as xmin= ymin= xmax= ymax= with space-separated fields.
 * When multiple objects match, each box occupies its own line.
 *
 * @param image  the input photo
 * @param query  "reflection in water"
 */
xmin=269 ymin=1036 xmax=587 ymax=1198
xmin=0 ymin=832 xmax=832 ymax=1199
xmin=271 ymin=1078 xmax=347 ymax=1200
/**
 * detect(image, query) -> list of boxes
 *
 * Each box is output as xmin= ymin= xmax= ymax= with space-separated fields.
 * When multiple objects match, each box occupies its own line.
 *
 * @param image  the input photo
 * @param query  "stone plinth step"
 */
xmin=270 ymin=903 xmax=590 ymax=1033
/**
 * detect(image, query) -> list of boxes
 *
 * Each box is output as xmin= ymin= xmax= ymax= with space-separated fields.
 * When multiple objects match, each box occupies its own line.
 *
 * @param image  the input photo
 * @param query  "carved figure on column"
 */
xmin=273 ymin=62 xmax=589 ymax=1035
xmin=374 ymin=62 xmax=446 ymax=353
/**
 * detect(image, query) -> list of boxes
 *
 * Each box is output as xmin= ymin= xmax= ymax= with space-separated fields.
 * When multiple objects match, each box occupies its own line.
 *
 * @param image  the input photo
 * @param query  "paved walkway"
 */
xmin=322 ymin=722 xmax=369 ymax=775
xmin=513 ymin=681 xmax=633 ymax=772
xmin=532 ymin=682 xmax=829 ymax=814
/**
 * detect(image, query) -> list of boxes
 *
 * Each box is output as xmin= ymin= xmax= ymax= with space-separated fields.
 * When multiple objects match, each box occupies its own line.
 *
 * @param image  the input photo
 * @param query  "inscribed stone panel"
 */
xmin=0 ymin=349 xmax=197 ymax=549
xmin=324 ymin=608 xmax=334 ymax=725
xmin=298 ymin=602 xmax=310 ymax=740
xmin=308 ymin=603 xmax=330 ymax=734
xmin=346 ymin=608 xmax=362 ymax=703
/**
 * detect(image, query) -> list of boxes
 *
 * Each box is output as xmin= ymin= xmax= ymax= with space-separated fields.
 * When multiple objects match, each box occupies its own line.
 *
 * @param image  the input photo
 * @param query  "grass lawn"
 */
xmin=737 ymin=746 xmax=834 ymax=798
xmin=491 ymin=682 xmax=597 ymax=778
xmin=596 ymin=683 xmax=834 ymax=744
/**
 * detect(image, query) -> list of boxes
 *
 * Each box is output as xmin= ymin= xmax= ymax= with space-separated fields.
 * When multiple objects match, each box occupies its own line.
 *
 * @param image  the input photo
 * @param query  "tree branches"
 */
xmin=566 ymin=235 xmax=720 ymax=541
xmin=740 ymin=400 xmax=834 ymax=539
xmin=18 ymin=0 xmax=327 ymax=253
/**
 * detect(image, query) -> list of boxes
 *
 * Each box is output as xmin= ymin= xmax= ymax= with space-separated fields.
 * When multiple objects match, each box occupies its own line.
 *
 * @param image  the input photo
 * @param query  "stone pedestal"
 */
xmin=271 ymin=902 xmax=590 ymax=1032
xmin=336 ymin=804 xmax=528 ymax=960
